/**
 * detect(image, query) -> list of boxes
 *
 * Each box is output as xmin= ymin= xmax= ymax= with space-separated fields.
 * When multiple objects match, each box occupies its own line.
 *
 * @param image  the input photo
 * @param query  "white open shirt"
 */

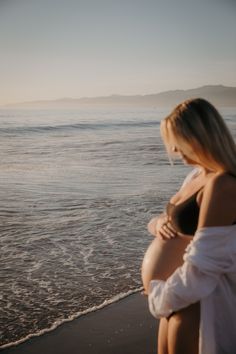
xmin=148 ymin=224 xmax=236 ymax=354
xmin=148 ymin=168 xmax=236 ymax=354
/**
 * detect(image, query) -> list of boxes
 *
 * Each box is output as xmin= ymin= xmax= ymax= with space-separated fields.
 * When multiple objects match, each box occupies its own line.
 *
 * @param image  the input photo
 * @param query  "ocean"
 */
xmin=0 ymin=106 xmax=235 ymax=348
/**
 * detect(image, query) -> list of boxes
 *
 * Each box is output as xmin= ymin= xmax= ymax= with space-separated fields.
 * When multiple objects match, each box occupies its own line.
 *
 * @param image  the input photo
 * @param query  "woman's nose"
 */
xmin=171 ymin=146 xmax=178 ymax=153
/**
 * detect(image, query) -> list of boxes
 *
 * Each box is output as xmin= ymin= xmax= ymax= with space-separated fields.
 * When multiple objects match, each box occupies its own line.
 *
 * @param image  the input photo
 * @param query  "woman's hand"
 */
xmin=147 ymin=213 xmax=178 ymax=240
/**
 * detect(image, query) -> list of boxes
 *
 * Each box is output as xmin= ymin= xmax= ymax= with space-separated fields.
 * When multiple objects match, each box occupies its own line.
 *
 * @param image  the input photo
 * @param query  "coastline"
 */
xmin=2 ymin=292 xmax=158 ymax=354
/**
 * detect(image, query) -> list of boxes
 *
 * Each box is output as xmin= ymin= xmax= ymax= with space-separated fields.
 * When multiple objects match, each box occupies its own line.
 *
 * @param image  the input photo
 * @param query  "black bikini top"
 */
xmin=166 ymin=189 xmax=202 ymax=236
xmin=167 ymin=188 xmax=236 ymax=236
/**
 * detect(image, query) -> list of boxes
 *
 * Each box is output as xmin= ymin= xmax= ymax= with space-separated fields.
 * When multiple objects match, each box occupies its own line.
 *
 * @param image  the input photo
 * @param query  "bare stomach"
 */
xmin=141 ymin=234 xmax=192 ymax=293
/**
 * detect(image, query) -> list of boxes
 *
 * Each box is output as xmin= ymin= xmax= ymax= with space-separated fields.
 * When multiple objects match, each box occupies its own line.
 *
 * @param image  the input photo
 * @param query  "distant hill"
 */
xmin=3 ymin=85 xmax=236 ymax=108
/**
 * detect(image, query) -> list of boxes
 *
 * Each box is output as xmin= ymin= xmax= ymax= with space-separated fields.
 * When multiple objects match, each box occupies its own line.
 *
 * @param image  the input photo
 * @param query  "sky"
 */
xmin=0 ymin=0 xmax=236 ymax=105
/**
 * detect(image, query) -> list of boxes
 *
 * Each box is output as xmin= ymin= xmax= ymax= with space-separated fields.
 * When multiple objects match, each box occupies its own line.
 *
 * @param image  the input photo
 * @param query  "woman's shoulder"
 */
xmin=206 ymin=172 xmax=236 ymax=195
xmin=202 ymin=171 xmax=236 ymax=211
xmin=198 ymin=172 xmax=236 ymax=227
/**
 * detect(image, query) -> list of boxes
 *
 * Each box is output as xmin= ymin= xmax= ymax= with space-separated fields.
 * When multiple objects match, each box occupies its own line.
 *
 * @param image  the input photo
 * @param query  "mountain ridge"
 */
xmin=3 ymin=85 xmax=236 ymax=108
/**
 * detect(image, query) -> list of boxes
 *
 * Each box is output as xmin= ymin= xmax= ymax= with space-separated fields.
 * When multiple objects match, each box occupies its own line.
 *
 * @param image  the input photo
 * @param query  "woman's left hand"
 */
xmin=147 ymin=213 xmax=167 ymax=236
xmin=158 ymin=220 xmax=178 ymax=240
xmin=147 ymin=214 xmax=178 ymax=239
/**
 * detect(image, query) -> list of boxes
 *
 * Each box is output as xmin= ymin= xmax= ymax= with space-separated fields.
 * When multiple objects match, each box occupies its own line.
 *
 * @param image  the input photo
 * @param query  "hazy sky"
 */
xmin=0 ymin=0 xmax=236 ymax=104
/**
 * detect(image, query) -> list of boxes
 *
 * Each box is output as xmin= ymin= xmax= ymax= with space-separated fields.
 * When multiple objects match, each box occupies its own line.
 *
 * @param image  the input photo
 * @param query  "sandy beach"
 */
xmin=2 ymin=292 xmax=158 ymax=354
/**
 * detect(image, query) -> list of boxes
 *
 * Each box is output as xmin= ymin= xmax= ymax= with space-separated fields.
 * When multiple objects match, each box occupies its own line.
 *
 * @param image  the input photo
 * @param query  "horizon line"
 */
xmin=1 ymin=83 xmax=236 ymax=107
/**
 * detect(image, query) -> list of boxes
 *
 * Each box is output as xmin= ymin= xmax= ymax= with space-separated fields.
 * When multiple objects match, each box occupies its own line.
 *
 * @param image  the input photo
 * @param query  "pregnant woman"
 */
xmin=141 ymin=98 xmax=236 ymax=354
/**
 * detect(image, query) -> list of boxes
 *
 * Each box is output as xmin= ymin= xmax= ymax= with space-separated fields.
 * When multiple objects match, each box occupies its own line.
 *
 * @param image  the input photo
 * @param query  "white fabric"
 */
xmin=148 ymin=225 xmax=236 ymax=354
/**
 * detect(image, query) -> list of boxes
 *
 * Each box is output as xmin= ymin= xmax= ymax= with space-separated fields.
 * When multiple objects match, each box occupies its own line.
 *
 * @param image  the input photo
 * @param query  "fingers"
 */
xmin=158 ymin=221 xmax=178 ymax=240
xmin=165 ymin=221 xmax=177 ymax=234
xmin=147 ymin=214 xmax=177 ymax=240
xmin=155 ymin=214 xmax=168 ymax=229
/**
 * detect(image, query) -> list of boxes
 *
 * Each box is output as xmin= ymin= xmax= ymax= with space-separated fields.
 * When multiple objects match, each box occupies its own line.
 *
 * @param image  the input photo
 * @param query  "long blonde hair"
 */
xmin=161 ymin=98 xmax=236 ymax=175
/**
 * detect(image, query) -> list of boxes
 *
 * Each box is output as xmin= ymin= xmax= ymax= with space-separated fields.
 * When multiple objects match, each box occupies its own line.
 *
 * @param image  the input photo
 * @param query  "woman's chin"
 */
xmin=182 ymin=155 xmax=198 ymax=165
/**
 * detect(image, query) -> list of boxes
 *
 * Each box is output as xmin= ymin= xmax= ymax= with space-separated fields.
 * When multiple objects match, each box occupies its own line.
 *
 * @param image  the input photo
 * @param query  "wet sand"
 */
xmin=2 ymin=292 xmax=158 ymax=354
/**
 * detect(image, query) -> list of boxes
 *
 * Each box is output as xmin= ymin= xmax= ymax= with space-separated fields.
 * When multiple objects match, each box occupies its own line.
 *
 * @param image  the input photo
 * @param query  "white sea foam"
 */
xmin=0 ymin=287 xmax=143 ymax=350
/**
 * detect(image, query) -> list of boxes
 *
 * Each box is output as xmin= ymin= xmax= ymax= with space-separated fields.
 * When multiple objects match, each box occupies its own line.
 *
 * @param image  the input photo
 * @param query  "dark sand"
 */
xmin=2 ymin=292 xmax=158 ymax=354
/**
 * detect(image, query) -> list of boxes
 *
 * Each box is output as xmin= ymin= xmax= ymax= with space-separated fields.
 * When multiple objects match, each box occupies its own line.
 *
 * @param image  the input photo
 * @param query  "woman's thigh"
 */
xmin=167 ymin=302 xmax=200 ymax=354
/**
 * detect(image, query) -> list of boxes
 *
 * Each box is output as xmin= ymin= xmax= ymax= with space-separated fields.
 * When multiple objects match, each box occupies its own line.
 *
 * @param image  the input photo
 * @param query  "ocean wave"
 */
xmin=0 ymin=287 xmax=143 ymax=350
xmin=0 ymin=120 xmax=160 ymax=136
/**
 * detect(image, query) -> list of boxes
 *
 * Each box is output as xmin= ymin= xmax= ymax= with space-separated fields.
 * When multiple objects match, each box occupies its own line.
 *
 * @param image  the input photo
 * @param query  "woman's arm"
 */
xmin=148 ymin=173 xmax=236 ymax=318
xmin=198 ymin=173 xmax=236 ymax=228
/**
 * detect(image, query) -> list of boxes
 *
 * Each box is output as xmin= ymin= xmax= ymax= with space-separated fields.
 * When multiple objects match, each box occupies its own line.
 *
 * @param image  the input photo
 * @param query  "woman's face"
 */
xmin=162 ymin=122 xmax=201 ymax=166
xmin=175 ymin=149 xmax=199 ymax=165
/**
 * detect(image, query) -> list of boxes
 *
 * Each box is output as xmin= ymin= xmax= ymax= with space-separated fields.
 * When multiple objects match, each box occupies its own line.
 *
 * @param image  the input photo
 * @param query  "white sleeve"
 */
xmin=148 ymin=261 xmax=219 ymax=318
xmin=148 ymin=227 xmax=233 ymax=318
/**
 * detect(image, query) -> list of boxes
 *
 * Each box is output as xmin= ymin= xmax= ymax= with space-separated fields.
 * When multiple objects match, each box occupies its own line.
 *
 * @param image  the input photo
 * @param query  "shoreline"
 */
xmin=1 ymin=288 xmax=143 ymax=350
xmin=2 ymin=292 xmax=158 ymax=354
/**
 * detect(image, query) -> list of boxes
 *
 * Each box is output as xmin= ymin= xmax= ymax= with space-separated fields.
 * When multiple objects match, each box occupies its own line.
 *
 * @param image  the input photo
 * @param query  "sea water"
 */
xmin=0 ymin=107 xmax=235 ymax=348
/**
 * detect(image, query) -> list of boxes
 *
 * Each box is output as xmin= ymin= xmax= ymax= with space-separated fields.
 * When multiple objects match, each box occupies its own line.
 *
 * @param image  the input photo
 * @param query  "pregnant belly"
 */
xmin=141 ymin=235 xmax=191 ymax=293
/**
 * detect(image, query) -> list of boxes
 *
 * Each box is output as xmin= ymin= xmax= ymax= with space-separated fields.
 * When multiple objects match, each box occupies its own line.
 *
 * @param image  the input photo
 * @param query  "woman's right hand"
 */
xmin=147 ymin=213 xmax=178 ymax=240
